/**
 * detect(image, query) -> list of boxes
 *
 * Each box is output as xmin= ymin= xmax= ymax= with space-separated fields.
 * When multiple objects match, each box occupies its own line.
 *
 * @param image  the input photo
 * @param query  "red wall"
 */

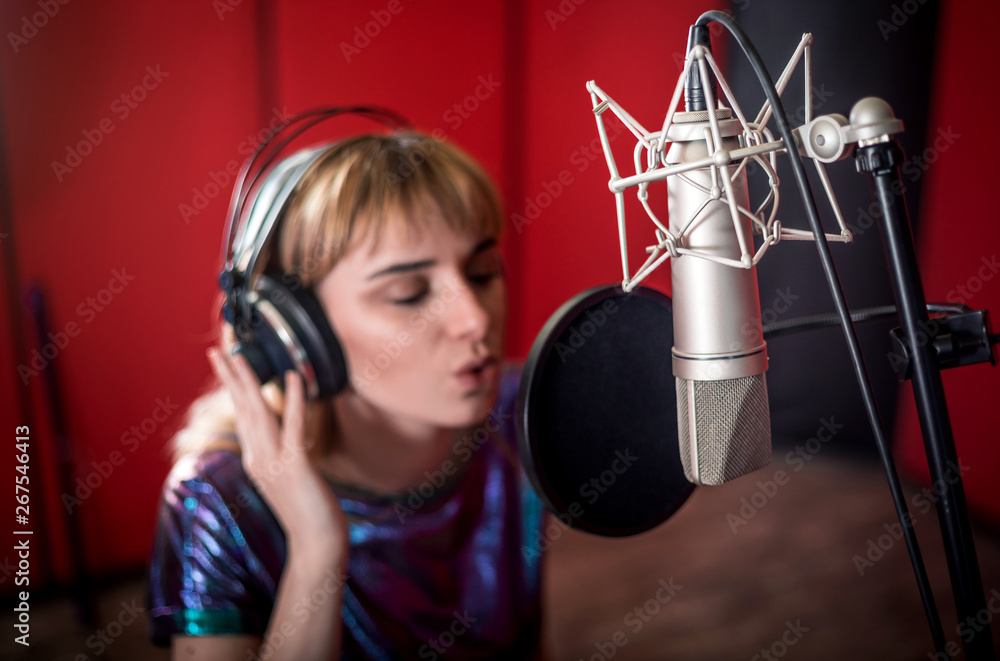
xmin=1 ymin=1 xmax=275 ymax=585
xmin=891 ymin=0 xmax=1000 ymax=526
xmin=0 ymin=0 xmax=725 ymax=588
xmin=1 ymin=0 xmax=995 ymax=593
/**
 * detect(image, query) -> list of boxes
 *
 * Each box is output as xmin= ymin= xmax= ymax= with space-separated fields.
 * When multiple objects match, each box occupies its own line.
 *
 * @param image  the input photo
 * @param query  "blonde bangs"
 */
xmin=175 ymin=131 xmax=501 ymax=461
xmin=275 ymin=133 xmax=502 ymax=285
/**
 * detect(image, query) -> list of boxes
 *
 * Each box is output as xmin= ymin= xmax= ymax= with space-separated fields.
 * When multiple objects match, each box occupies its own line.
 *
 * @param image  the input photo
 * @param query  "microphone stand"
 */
xmin=852 ymin=102 xmax=997 ymax=660
xmin=585 ymin=26 xmax=998 ymax=650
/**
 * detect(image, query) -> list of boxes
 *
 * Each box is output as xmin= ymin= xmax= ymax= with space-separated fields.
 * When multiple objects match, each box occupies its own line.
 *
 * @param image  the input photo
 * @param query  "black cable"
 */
xmin=695 ymin=10 xmax=947 ymax=655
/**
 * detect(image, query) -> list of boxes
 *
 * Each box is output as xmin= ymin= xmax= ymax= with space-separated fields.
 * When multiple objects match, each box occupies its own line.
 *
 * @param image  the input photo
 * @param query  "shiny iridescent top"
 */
xmin=147 ymin=370 xmax=546 ymax=658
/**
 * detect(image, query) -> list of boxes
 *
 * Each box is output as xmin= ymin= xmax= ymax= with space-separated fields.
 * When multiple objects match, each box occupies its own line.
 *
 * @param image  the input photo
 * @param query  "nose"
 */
xmin=444 ymin=275 xmax=491 ymax=342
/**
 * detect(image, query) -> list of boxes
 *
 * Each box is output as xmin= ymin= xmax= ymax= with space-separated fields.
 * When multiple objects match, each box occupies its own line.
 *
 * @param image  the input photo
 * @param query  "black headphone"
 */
xmin=218 ymin=106 xmax=411 ymax=400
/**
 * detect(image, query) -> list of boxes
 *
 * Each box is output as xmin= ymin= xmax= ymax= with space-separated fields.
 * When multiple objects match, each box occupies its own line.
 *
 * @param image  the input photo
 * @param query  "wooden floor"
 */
xmin=543 ymin=455 xmax=1000 ymax=660
xmin=3 ymin=453 xmax=999 ymax=660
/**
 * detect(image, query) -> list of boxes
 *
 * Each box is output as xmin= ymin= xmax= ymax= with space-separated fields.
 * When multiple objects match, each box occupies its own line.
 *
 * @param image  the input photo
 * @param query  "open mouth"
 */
xmin=456 ymin=357 xmax=498 ymax=390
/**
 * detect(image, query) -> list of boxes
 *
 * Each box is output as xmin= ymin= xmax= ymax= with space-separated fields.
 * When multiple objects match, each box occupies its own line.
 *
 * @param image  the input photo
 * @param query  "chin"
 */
xmin=366 ymin=374 xmax=501 ymax=431
xmin=444 ymin=385 xmax=501 ymax=429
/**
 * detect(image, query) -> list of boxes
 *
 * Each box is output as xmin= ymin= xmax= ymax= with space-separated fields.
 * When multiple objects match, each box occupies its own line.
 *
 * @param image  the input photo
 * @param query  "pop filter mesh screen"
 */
xmin=517 ymin=285 xmax=694 ymax=537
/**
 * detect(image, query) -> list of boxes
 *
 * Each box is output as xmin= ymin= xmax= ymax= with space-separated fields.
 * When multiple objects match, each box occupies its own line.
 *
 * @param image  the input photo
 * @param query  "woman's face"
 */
xmin=316 ymin=214 xmax=507 ymax=430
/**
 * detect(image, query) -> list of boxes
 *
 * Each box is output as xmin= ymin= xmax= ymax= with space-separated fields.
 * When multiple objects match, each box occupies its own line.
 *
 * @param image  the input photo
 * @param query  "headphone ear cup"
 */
xmin=235 ymin=272 xmax=348 ymax=400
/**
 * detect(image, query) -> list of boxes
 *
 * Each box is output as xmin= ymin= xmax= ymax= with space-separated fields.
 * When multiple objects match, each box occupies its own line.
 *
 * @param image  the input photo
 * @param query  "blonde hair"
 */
xmin=172 ymin=132 xmax=504 ymax=460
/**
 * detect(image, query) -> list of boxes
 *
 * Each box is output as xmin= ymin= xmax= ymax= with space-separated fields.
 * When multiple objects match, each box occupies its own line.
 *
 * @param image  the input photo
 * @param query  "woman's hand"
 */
xmin=189 ymin=348 xmax=348 ymax=660
xmin=208 ymin=347 xmax=348 ymax=562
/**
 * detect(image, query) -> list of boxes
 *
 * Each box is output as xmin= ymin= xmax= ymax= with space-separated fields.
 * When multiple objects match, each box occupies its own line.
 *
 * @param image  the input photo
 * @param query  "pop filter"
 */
xmin=517 ymin=284 xmax=695 ymax=537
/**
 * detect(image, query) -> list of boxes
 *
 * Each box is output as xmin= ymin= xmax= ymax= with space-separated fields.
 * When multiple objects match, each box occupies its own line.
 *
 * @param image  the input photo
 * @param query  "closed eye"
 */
xmin=391 ymin=290 xmax=428 ymax=306
xmin=468 ymin=271 xmax=501 ymax=286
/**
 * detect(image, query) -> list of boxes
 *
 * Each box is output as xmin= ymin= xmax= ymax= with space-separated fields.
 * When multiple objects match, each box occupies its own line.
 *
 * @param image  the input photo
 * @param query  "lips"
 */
xmin=455 ymin=356 xmax=499 ymax=391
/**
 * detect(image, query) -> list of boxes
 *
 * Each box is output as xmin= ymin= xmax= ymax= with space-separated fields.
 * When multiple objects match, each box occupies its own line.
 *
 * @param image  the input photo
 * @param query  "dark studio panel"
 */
xmin=727 ymin=0 xmax=941 ymax=459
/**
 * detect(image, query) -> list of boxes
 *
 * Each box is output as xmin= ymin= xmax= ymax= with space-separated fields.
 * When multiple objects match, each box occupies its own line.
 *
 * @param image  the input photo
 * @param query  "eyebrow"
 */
xmin=366 ymin=237 xmax=498 ymax=281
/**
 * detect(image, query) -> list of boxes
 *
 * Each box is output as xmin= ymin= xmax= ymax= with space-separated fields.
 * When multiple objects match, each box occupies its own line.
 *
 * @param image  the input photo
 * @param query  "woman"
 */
xmin=147 ymin=132 xmax=546 ymax=659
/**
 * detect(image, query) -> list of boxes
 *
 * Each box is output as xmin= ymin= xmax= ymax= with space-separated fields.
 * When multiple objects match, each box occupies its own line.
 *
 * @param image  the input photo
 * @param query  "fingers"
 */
xmin=207 ymin=346 xmax=249 ymax=403
xmin=208 ymin=346 xmax=268 ymax=412
xmin=206 ymin=350 xmax=343 ymax=541
xmin=207 ymin=347 xmax=275 ymax=465
xmin=207 ymin=347 xmax=308 ymax=462
xmin=282 ymin=370 xmax=307 ymax=455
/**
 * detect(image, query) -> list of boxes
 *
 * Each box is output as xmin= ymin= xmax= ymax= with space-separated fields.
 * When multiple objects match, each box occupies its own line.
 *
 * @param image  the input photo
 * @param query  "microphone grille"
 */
xmin=676 ymin=374 xmax=771 ymax=485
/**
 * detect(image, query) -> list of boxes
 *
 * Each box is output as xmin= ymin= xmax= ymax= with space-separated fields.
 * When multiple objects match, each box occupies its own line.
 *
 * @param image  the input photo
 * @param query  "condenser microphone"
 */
xmin=669 ymin=30 xmax=772 ymax=486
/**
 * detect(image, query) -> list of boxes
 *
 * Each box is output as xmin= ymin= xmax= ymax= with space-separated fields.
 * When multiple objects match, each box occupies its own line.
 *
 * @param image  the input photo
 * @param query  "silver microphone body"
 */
xmin=666 ymin=111 xmax=771 ymax=486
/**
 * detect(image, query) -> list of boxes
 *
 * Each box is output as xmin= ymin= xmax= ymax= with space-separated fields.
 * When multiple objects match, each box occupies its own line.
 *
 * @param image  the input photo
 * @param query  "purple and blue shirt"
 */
xmin=147 ymin=370 xmax=546 ymax=659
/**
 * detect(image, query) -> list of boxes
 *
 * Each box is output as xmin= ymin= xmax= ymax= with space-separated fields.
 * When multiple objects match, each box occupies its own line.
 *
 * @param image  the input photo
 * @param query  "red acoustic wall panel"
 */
xmin=6 ymin=0 xmax=990 ymax=597
xmin=1 ymin=1 xmax=266 ymax=583
xmin=506 ymin=0 xmax=728 ymax=357
xmin=0 ymin=0 xmax=723 ymax=587
xmin=891 ymin=0 xmax=1000 ymax=526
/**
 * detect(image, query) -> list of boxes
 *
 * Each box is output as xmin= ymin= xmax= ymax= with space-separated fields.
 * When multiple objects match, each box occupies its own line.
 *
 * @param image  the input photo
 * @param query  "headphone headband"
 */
xmin=219 ymin=106 xmax=411 ymax=329
xmin=216 ymin=105 xmax=412 ymax=399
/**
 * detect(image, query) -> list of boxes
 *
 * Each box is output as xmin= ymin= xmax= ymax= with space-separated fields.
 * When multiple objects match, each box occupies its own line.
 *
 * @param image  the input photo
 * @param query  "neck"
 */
xmin=319 ymin=392 xmax=460 ymax=495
